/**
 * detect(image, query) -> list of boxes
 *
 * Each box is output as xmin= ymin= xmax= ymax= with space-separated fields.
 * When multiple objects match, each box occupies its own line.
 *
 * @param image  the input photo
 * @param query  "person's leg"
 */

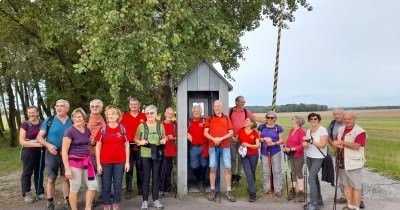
xmin=190 ymin=146 xmax=201 ymax=183
xmin=69 ymin=167 xmax=83 ymax=210
xmin=33 ymin=150 xmax=45 ymax=196
xmin=133 ymin=149 xmax=143 ymax=195
xmin=307 ymin=157 xmax=323 ymax=206
xmin=21 ymin=148 xmax=34 ymax=198
xmin=271 ymin=152 xmax=282 ymax=194
xmin=44 ymin=150 xmax=58 ymax=208
xmin=208 ymin=148 xmax=217 ymax=190
xmin=141 ymin=158 xmax=151 ymax=201
xmin=151 ymin=159 xmax=162 ymax=201
xmin=112 ymin=163 xmax=125 ymax=205
xmin=242 ymin=156 xmax=255 ymax=197
xmin=158 ymin=156 xmax=166 ymax=193
xmin=101 ymin=164 xmax=113 ymax=206
xmin=261 ymin=154 xmax=270 ymax=192
xmin=222 ymin=148 xmax=232 ymax=190
xmin=83 ymin=168 xmax=97 ymax=210
xmin=230 ymin=141 xmax=238 ymax=179
xmin=164 ymin=157 xmax=173 ymax=192
xmin=58 ymin=155 xmax=70 ymax=200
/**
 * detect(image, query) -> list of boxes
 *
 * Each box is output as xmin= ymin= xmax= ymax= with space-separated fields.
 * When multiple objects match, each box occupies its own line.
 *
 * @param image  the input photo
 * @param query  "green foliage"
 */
xmin=246 ymin=103 xmax=328 ymax=113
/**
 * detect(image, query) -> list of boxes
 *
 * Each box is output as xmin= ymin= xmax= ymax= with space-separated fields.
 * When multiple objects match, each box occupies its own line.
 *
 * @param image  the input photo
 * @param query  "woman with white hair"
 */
xmin=135 ymin=105 xmax=168 ymax=210
xmin=283 ymin=115 xmax=306 ymax=202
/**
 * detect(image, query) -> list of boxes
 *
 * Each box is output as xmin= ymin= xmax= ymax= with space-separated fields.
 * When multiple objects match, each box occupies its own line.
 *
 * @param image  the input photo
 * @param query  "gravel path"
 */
xmin=2 ymin=168 xmax=400 ymax=210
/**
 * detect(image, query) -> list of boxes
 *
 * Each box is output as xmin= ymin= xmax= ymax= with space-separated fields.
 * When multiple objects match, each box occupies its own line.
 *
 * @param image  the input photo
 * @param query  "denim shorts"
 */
xmin=209 ymin=147 xmax=231 ymax=169
xmin=45 ymin=150 xmax=65 ymax=177
xmin=190 ymin=145 xmax=208 ymax=169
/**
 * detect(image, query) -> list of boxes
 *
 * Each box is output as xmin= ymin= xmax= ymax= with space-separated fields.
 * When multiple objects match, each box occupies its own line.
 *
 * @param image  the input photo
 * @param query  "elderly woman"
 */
xmin=62 ymin=108 xmax=97 ymax=210
xmin=302 ymin=113 xmax=328 ymax=210
xmin=283 ymin=115 xmax=306 ymax=202
xmin=258 ymin=111 xmax=284 ymax=196
xmin=237 ymin=118 xmax=260 ymax=202
xmin=19 ymin=106 xmax=45 ymax=203
xmin=95 ymin=105 xmax=130 ymax=210
xmin=187 ymin=105 xmax=208 ymax=192
xmin=135 ymin=105 xmax=167 ymax=210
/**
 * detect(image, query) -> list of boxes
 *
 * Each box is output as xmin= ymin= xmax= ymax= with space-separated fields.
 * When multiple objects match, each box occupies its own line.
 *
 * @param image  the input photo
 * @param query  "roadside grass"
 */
xmin=0 ymin=139 xmax=22 ymax=176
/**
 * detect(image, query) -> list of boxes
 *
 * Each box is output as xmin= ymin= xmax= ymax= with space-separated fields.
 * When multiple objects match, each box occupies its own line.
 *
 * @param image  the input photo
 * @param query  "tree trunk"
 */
xmin=157 ymin=73 xmax=173 ymax=120
xmin=3 ymin=69 xmax=18 ymax=147
xmin=0 ymin=93 xmax=9 ymax=127
xmin=14 ymin=81 xmax=22 ymax=128
xmin=0 ymin=109 xmax=4 ymax=131
xmin=35 ymin=80 xmax=51 ymax=117
xmin=16 ymin=79 xmax=28 ymax=119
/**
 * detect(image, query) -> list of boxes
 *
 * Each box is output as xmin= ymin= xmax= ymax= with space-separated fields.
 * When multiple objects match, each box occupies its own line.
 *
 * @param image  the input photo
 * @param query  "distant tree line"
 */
xmin=342 ymin=106 xmax=400 ymax=110
xmin=246 ymin=103 xmax=328 ymax=113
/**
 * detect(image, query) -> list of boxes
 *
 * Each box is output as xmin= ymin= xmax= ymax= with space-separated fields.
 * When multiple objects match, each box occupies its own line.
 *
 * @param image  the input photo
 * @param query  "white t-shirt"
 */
xmin=305 ymin=126 xmax=328 ymax=159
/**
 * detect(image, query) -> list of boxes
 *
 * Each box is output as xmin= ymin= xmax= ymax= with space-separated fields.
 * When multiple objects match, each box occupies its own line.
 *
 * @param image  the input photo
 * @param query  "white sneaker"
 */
xmin=23 ymin=192 xmax=35 ymax=203
xmin=141 ymin=201 xmax=148 ymax=210
xmin=152 ymin=200 xmax=164 ymax=209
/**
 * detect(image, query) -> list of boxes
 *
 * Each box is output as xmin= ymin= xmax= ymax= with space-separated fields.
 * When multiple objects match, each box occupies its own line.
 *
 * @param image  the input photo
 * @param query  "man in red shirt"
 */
xmin=204 ymin=100 xmax=235 ymax=202
xmin=120 ymin=98 xmax=147 ymax=199
xmin=229 ymin=96 xmax=256 ymax=184
xmin=333 ymin=112 xmax=367 ymax=210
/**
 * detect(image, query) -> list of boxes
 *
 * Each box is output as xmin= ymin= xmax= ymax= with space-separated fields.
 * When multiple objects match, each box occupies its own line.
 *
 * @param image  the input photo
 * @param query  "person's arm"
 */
xmin=37 ymin=130 xmax=58 ymax=155
xmin=313 ymin=135 xmax=328 ymax=149
xmin=275 ymin=133 xmax=284 ymax=145
xmin=95 ymin=141 xmax=102 ymax=174
xmin=245 ymin=138 xmax=260 ymax=149
xmin=61 ymin=136 xmax=72 ymax=179
xmin=124 ymin=141 xmax=130 ymax=172
xmin=203 ymin=127 xmax=215 ymax=143
xmin=19 ymin=127 xmax=41 ymax=148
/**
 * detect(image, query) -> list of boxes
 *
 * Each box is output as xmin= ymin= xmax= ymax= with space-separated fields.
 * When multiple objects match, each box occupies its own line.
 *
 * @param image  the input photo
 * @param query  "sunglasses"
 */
xmin=266 ymin=116 xmax=275 ymax=119
xmin=146 ymin=112 xmax=155 ymax=115
xmin=90 ymin=105 xmax=100 ymax=108
xmin=309 ymin=117 xmax=318 ymax=121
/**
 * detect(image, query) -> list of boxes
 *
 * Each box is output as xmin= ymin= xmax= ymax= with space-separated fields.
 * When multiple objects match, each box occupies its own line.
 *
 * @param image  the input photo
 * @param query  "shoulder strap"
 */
xmin=143 ymin=122 xmax=149 ymax=140
xmin=46 ymin=115 xmax=55 ymax=136
xmin=229 ymin=108 xmax=233 ymax=118
xmin=119 ymin=124 xmax=127 ymax=141
xmin=25 ymin=120 xmax=33 ymax=131
xmin=244 ymin=108 xmax=248 ymax=119
xmin=308 ymin=129 xmax=326 ymax=157
xmin=328 ymin=120 xmax=336 ymax=140
xmin=156 ymin=121 xmax=162 ymax=140
xmin=100 ymin=125 xmax=106 ymax=142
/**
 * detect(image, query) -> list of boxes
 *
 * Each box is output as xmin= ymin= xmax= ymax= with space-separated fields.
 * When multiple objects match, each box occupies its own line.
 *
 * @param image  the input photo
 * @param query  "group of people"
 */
xmin=19 ymin=96 xmax=367 ymax=210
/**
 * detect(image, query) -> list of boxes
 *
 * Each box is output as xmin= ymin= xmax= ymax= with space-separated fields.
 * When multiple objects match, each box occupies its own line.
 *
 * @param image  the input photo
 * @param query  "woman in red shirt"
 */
xmin=95 ymin=106 xmax=130 ymax=210
xmin=160 ymin=107 xmax=177 ymax=195
xmin=283 ymin=115 xmax=306 ymax=202
xmin=237 ymin=118 xmax=260 ymax=202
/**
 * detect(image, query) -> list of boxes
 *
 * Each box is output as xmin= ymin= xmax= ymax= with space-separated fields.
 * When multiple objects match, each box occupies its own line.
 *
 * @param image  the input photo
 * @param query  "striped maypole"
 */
xmin=271 ymin=0 xmax=284 ymax=112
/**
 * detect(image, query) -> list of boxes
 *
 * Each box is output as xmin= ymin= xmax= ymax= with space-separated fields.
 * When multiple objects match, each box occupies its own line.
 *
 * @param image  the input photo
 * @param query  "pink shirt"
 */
xmin=230 ymin=107 xmax=256 ymax=135
xmin=285 ymin=128 xmax=306 ymax=158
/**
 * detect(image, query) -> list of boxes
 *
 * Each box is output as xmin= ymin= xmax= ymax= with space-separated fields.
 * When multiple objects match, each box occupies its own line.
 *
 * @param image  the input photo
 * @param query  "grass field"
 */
xmin=0 ymin=109 xmax=399 ymax=199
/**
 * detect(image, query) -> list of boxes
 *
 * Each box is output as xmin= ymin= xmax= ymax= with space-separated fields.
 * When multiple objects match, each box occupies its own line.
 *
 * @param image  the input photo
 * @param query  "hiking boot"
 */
xmin=46 ymin=201 xmax=55 ymax=210
xmin=360 ymin=200 xmax=365 ymax=209
xmin=152 ymin=200 xmax=164 ymax=210
xmin=248 ymin=194 xmax=257 ymax=202
xmin=23 ymin=192 xmax=35 ymax=203
xmin=296 ymin=191 xmax=305 ymax=202
xmin=336 ymin=197 xmax=347 ymax=204
xmin=208 ymin=190 xmax=216 ymax=201
xmin=140 ymin=201 xmax=148 ymax=210
xmin=287 ymin=190 xmax=295 ymax=200
xmin=125 ymin=191 xmax=132 ymax=200
xmin=226 ymin=191 xmax=236 ymax=202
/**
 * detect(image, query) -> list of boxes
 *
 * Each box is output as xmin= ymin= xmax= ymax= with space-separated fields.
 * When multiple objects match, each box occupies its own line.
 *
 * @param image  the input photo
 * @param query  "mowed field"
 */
xmin=254 ymin=109 xmax=400 ymax=180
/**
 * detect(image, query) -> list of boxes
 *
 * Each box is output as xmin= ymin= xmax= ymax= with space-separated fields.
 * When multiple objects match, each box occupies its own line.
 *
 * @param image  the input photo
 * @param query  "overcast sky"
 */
xmin=222 ymin=0 xmax=400 ymax=108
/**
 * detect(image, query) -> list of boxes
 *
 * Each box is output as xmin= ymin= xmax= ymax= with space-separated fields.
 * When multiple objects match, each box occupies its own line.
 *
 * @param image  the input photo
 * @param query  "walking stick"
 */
xmin=303 ymin=158 xmax=308 ymax=204
xmin=333 ymin=149 xmax=341 ymax=210
xmin=283 ymin=152 xmax=289 ymax=199
xmin=36 ymin=148 xmax=44 ymax=201
xmin=267 ymin=146 xmax=274 ymax=192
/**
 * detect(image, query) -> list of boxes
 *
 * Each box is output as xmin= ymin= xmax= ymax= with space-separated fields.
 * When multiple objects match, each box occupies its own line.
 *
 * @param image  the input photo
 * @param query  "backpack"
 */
xmin=45 ymin=115 xmax=55 ymax=138
xmin=229 ymin=108 xmax=248 ymax=119
xmin=99 ymin=124 xmax=128 ymax=142
xmin=259 ymin=124 xmax=280 ymax=137
xmin=143 ymin=121 xmax=163 ymax=140
xmin=328 ymin=120 xmax=336 ymax=140
xmin=207 ymin=114 xmax=230 ymax=126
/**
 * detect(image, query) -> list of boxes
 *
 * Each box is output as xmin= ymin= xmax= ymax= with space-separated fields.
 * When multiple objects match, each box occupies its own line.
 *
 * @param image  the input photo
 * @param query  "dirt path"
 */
xmin=2 ymin=168 xmax=400 ymax=210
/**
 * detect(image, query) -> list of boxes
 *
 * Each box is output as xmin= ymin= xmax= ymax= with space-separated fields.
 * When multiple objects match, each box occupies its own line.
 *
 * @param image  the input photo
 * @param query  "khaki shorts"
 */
xmin=339 ymin=168 xmax=362 ymax=190
xmin=70 ymin=167 xmax=97 ymax=193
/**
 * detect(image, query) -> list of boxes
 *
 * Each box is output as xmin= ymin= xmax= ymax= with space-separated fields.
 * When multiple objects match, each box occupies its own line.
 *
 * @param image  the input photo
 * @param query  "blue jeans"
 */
xmin=190 ymin=145 xmax=208 ymax=169
xmin=242 ymin=153 xmax=259 ymax=197
xmin=101 ymin=163 xmax=124 ymax=205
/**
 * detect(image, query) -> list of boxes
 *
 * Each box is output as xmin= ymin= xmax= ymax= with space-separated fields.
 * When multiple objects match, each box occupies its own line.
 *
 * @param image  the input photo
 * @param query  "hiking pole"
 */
xmin=36 ymin=148 xmax=44 ymax=201
xmin=215 ymin=147 xmax=222 ymax=203
xmin=284 ymin=152 xmax=289 ymax=200
xmin=333 ymin=149 xmax=341 ymax=210
xmin=267 ymin=146 xmax=274 ymax=192
xmin=303 ymin=158 xmax=308 ymax=205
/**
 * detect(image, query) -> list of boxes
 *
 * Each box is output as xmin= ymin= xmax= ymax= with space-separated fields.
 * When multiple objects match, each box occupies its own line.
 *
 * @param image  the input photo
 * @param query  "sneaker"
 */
xmin=342 ymin=206 xmax=355 ymax=210
xmin=275 ymin=191 xmax=282 ymax=198
xmin=23 ymin=192 xmax=35 ymax=203
xmin=152 ymin=200 xmax=164 ymax=210
xmin=360 ymin=200 xmax=365 ymax=209
xmin=296 ymin=191 xmax=305 ymax=202
xmin=113 ymin=203 xmax=120 ymax=210
xmin=287 ymin=190 xmax=295 ymax=200
xmin=248 ymin=195 xmax=257 ymax=202
xmin=37 ymin=194 xmax=45 ymax=200
xmin=140 ymin=201 xmax=148 ymax=210
xmin=336 ymin=197 xmax=347 ymax=204
xmin=226 ymin=191 xmax=236 ymax=202
xmin=125 ymin=191 xmax=132 ymax=200
xmin=46 ymin=201 xmax=55 ymax=210
xmin=103 ymin=205 xmax=111 ymax=210
xmin=208 ymin=190 xmax=217 ymax=201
